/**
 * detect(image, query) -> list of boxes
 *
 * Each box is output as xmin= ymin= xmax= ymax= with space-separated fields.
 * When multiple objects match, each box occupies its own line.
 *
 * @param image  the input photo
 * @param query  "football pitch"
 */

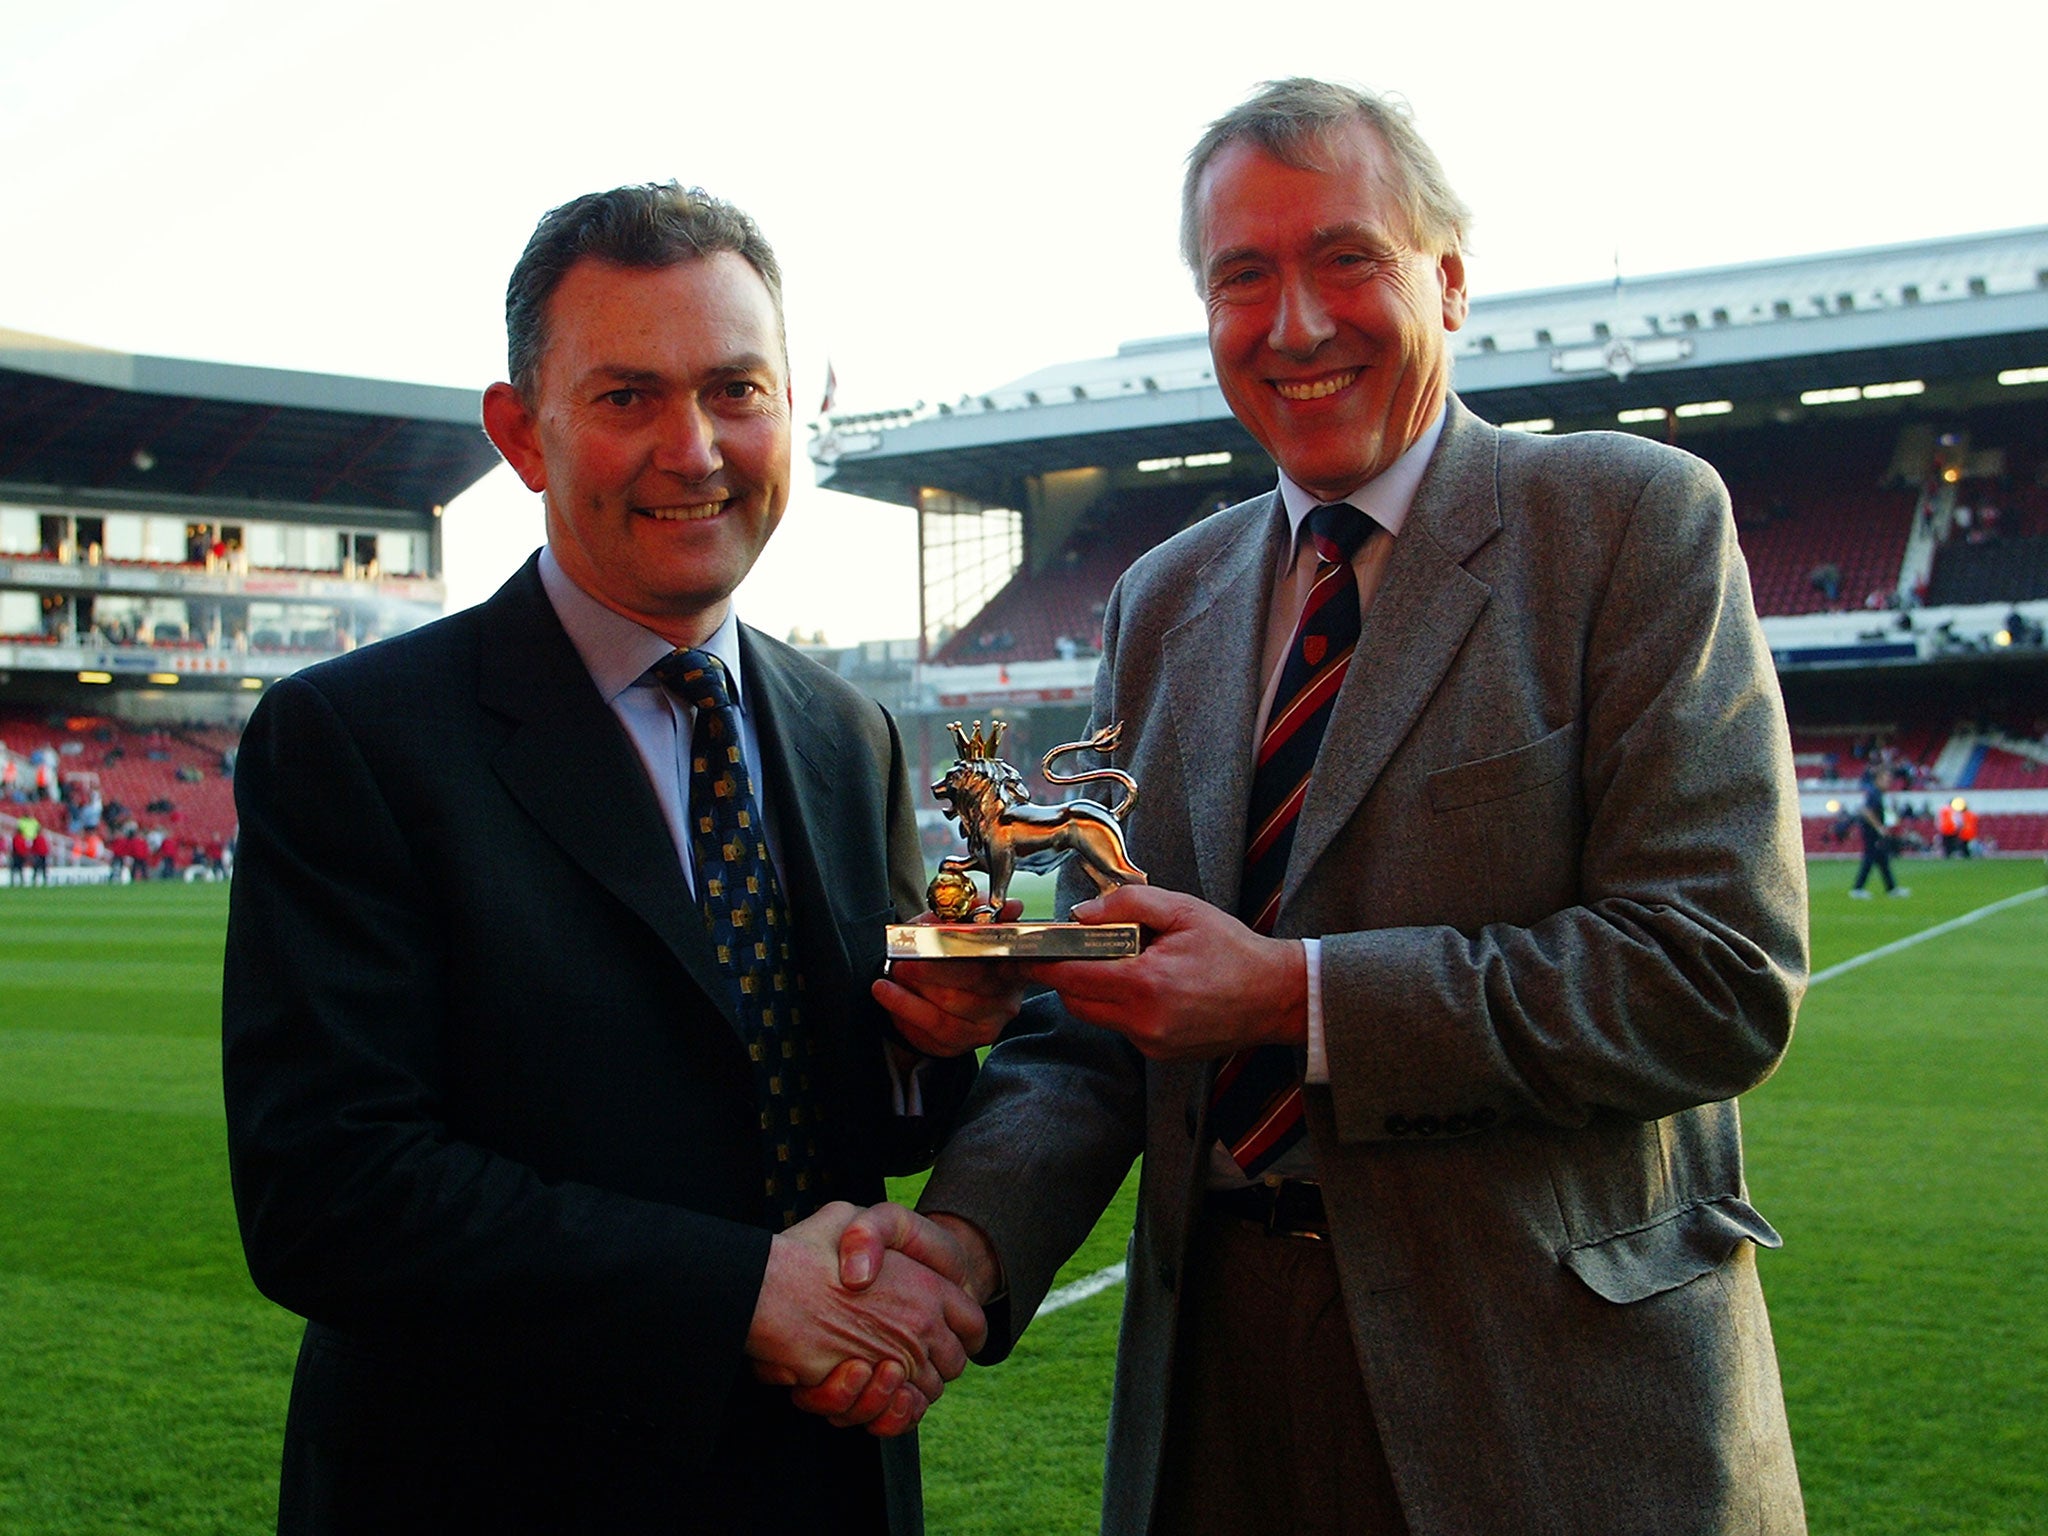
xmin=1 ymin=861 xmax=2042 ymax=1534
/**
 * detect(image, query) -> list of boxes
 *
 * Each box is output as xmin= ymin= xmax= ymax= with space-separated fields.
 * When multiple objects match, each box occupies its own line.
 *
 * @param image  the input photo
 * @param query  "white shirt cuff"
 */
xmin=1302 ymin=938 xmax=1328 ymax=1084
xmin=886 ymin=1045 xmax=927 ymax=1117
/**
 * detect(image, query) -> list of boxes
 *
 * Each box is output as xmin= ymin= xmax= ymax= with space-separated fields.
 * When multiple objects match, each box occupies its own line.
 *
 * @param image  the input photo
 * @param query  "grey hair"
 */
xmin=1179 ymin=78 xmax=1472 ymax=279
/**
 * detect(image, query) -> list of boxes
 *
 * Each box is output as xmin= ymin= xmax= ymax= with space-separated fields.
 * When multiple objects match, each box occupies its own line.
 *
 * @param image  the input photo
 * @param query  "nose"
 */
xmin=1269 ymin=269 xmax=1335 ymax=359
xmin=652 ymin=397 xmax=721 ymax=480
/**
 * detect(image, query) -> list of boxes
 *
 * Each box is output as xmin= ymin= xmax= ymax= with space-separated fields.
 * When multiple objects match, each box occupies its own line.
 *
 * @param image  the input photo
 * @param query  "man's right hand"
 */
xmin=744 ymin=1202 xmax=987 ymax=1436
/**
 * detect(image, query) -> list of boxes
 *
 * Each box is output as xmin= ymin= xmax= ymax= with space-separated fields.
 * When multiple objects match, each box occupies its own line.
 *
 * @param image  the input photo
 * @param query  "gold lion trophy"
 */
xmin=885 ymin=719 xmax=1147 ymax=960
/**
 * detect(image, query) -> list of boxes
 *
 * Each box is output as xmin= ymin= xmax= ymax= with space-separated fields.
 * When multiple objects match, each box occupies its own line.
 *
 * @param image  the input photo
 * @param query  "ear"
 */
xmin=481 ymin=381 xmax=548 ymax=494
xmin=1438 ymin=249 xmax=1469 ymax=333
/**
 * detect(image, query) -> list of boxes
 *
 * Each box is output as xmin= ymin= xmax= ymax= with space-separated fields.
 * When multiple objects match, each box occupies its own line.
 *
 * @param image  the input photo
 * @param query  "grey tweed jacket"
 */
xmin=922 ymin=396 xmax=1810 ymax=1534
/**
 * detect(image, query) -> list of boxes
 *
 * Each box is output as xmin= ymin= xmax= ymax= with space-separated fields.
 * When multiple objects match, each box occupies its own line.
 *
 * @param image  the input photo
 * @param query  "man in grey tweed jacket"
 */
xmin=858 ymin=77 xmax=1809 ymax=1535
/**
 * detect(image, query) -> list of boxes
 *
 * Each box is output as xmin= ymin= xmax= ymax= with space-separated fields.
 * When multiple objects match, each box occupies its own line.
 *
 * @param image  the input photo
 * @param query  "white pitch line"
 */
xmin=1809 ymin=885 xmax=2046 ymax=986
xmin=1039 ymin=1261 xmax=1127 ymax=1315
xmin=1032 ymin=883 xmax=2048 ymax=1320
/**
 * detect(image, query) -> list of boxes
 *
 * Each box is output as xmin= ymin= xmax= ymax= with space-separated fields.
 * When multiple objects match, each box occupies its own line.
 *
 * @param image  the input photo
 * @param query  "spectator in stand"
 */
xmin=79 ymin=788 xmax=102 ymax=832
xmin=1850 ymin=769 xmax=1911 ymax=898
xmin=120 ymin=826 xmax=148 ymax=882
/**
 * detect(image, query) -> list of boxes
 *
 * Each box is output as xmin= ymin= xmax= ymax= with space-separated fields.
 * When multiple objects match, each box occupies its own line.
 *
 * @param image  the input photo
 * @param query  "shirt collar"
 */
xmin=537 ymin=546 xmax=749 ymax=711
xmin=1275 ymin=399 xmax=1448 ymax=548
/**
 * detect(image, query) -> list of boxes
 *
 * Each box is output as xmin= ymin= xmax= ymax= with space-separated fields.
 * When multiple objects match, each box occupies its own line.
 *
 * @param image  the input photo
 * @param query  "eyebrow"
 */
xmin=576 ymin=354 xmax=781 ymax=389
xmin=1206 ymin=220 xmax=1401 ymax=278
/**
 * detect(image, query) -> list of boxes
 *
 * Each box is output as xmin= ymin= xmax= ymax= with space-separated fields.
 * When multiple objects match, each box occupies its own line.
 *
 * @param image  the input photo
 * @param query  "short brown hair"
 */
xmin=505 ymin=182 xmax=784 ymax=397
xmin=1179 ymin=78 xmax=1472 ymax=278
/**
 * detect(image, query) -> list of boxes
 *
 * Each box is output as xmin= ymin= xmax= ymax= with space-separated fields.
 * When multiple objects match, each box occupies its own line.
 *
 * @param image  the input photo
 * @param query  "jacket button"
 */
xmin=1443 ymin=1114 xmax=1469 ymax=1137
xmin=1412 ymin=1115 xmax=1441 ymax=1137
xmin=1472 ymin=1106 xmax=1499 ymax=1129
xmin=1385 ymin=1114 xmax=1410 ymax=1136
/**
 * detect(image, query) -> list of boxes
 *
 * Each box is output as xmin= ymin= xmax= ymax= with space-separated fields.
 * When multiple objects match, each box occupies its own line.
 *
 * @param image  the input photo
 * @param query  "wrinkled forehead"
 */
xmin=1198 ymin=120 xmax=1419 ymax=244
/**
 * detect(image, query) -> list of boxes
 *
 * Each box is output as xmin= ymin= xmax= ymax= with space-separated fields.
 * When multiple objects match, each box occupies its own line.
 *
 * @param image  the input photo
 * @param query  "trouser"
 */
xmin=1153 ymin=1201 xmax=1408 ymax=1536
xmin=1852 ymin=839 xmax=1895 ymax=891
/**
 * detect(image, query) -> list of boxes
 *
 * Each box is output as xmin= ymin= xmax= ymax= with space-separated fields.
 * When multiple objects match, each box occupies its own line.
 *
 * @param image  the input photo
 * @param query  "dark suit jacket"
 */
xmin=223 ymin=555 xmax=972 ymax=1535
xmin=924 ymin=399 xmax=1810 ymax=1533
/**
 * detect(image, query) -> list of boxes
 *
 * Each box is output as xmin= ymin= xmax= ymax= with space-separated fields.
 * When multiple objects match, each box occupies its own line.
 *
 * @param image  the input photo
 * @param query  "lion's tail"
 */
xmin=1041 ymin=722 xmax=1137 ymax=819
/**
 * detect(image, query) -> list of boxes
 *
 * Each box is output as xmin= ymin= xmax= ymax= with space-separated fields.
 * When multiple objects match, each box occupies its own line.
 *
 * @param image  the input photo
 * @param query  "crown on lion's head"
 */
xmin=945 ymin=719 xmax=1007 ymax=762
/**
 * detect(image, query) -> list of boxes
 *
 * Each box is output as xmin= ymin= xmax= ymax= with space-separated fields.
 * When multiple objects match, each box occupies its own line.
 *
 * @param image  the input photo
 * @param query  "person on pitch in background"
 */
xmin=223 ymin=182 xmax=993 ymax=1536
xmin=844 ymin=77 xmax=1811 ymax=1535
xmin=1849 ymin=766 xmax=1910 ymax=898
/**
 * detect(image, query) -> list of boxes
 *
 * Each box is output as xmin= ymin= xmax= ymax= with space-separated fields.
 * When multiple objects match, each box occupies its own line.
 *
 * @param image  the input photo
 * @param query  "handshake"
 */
xmin=744 ymin=1200 xmax=999 ymax=1438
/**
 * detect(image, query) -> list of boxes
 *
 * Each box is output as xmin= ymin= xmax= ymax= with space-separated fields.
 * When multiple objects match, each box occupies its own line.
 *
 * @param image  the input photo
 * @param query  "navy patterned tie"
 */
xmin=1209 ymin=503 xmax=1374 ymax=1175
xmin=655 ymin=648 xmax=826 ymax=1229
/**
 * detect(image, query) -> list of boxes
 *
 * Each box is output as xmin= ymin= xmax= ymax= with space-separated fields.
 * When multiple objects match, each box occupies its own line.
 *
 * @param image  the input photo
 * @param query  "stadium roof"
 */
xmin=0 ymin=327 xmax=500 ymax=517
xmin=813 ymin=226 xmax=2048 ymax=509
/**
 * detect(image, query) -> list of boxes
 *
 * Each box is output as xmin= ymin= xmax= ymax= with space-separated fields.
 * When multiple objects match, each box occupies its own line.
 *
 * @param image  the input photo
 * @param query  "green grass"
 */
xmin=2 ymin=863 xmax=2044 ymax=1533
xmin=0 ymin=885 xmax=299 ymax=1535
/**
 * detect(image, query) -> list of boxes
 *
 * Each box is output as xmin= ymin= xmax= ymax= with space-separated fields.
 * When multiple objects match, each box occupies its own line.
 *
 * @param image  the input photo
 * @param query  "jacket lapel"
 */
xmin=739 ymin=632 xmax=856 ymax=998
xmin=1282 ymin=399 xmax=1500 ymax=915
xmin=476 ymin=559 xmax=739 ymax=1032
xmin=1161 ymin=497 xmax=1290 ymax=912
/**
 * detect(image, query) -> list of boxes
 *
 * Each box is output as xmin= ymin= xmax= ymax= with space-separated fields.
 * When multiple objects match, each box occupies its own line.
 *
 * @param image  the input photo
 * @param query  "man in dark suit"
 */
xmin=223 ymin=183 xmax=985 ymax=1535
xmin=852 ymin=79 xmax=1811 ymax=1533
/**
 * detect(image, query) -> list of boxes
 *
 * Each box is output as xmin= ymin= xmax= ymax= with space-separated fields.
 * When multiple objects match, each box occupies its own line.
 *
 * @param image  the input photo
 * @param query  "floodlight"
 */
xmin=78 ymin=671 xmax=113 ymax=684
xmin=1500 ymin=418 xmax=1555 ymax=433
xmin=1997 ymin=366 xmax=2048 ymax=386
xmin=1674 ymin=400 xmax=1734 ymax=418
xmin=1617 ymin=407 xmax=1666 ymax=424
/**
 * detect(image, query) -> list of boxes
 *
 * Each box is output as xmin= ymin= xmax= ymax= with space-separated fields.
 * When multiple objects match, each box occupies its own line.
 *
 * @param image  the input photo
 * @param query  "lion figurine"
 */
xmin=931 ymin=720 xmax=1147 ymax=920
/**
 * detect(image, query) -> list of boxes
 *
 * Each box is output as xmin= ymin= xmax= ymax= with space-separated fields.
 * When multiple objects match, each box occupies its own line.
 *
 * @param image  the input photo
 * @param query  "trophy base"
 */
xmin=885 ymin=922 xmax=1142 ymax=960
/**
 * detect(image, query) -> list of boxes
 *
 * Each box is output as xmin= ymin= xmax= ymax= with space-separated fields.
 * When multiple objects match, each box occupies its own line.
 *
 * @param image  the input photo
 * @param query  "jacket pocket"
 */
xmin=1426 ymin=722 xmax=1579 ymax=813
xmin=837 ymin=903 xmax=897 ymax=974
xmin=1560 ymin=1196 xmax=1782 ymax=1304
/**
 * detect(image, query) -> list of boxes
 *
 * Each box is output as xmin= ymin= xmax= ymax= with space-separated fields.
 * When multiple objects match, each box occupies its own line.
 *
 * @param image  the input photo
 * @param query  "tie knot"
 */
xmin=1306 ymin=502 xmax=1371 ymax=565
xmin=656 ymin=648 xmax=734 ymax=714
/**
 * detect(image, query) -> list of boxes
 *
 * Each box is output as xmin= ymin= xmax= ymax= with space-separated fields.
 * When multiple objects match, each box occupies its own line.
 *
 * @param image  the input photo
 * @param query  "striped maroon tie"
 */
xmin=1210 ymin=502 xmax=1373 ymax=1176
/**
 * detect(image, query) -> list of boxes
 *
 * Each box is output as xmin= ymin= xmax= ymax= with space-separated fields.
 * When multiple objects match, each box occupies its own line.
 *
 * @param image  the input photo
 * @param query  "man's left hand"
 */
xmin=872 ymin=900 xmax=1031 ymax=1057
xmin=1024 ymin=885 xmax=1306 ymax=1062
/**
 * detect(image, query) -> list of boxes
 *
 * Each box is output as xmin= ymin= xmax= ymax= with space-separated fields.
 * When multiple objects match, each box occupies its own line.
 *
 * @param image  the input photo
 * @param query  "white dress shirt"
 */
xmin=1209 ymin=402 xmax=1446 ymax=1186
xmin=538 ymin=547 xmax=782 ymax=897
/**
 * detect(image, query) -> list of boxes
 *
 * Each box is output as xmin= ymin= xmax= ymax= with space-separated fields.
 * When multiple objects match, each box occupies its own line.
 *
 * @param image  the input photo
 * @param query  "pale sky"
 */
xmin=4 ymin=0 xmax=2040 ymax=642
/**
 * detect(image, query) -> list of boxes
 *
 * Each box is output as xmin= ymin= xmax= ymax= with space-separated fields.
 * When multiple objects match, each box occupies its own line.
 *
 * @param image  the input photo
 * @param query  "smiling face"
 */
xmin=481 ymin=251 xmax=792 ymax=646
xmin=1197 ymin=118 xmax=1468 ymax=501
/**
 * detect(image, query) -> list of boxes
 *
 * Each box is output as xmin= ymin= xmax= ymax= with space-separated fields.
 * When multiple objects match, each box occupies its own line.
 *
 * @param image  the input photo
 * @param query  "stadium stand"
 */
xmin=1 ymin=707 xmax=238 ymax=863
xmin=0 ymin=329 xmax=495 ymax=762
xmin=814 ymin=227 xmax=2048 ymax=853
